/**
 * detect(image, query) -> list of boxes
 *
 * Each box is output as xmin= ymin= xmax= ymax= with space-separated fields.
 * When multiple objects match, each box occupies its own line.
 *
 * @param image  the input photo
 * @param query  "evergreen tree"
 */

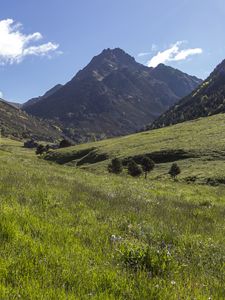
xmin=108 ymin=158 xmax=123 ymax=174
xmin=128 ymin=160 xmax=143 ymax=177
xmin=169 ymin=163 xmax=181 ymax=180
xmin=45 ymin=144 xmax=50 ymax=152
xmin=35 ymin=144 xmax=46 ymax=156
xmin=141 ymin=156 xmax=155 ymax=179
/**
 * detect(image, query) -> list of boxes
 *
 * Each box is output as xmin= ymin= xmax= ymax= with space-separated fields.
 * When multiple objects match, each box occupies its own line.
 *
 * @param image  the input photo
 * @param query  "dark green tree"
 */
xmin=127 ymin=160 xmax=143 ymax=177
xmin=35 ymin=144 xmax=46 ymax=156
xmin=45 ymin=144 xmax=50 ymax=152
xmin=169 ymin=163 xmax=181 ymax=180
xmin=141 ymin=156 xmax=155 ymax=179
xmin=108 ymin=158 xmax=123 ymax=174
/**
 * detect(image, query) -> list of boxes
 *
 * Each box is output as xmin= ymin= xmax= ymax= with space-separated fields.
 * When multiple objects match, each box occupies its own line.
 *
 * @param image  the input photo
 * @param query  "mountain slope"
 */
xmin=150 ymin=59 xmax=225 ymax=129
xmin=0 ymin=99 xmax=61 ymax=141
xmin=45 ymin=112 xmax=225 ymax=185
xmin=23 ymin=48 xmax=202 ymax=141
xmin=23 ymin=84 xmax=63 ymax=109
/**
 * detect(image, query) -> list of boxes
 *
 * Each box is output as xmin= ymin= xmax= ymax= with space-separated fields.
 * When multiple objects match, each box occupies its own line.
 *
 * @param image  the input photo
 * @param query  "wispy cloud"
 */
xmin=138 ymin=44 xmax=158 ymax=58
xmin=0 ymin=91 xmax=3 ymax=99
xmin=0 ymin=19 xmax=60 ymax=65
xmin=147 ymin=41 xmax=203 ymax=67
xmin=138 ymin=52 xmax=151 ymax=57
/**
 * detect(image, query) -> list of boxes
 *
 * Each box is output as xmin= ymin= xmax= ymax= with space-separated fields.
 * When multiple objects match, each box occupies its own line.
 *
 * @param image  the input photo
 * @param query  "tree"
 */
xmin=108 ymin=158 xmax=123 ymax=174
xmin=24 ymin=139 xmax=38 ymax=149
xmin=141 ymin=156 xmax=155 ymax=179
xmin=169 ymin=163 xmax=181 ymax=180
xmin=45 ymin=144 xmax=50 ymax=152
xmin=35 ymin=144 xmax=46 ymax=156
xmin=127 ymin=160 xmax=143 ymax=177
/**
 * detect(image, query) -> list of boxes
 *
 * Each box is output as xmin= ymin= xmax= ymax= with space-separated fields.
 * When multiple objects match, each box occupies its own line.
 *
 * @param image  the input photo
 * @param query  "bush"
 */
xmin=35 ymin=144 xmax=46 ymax=155
xmin=128 ymin=160 xmax=143 ymax=177
xmin=59 ymin=139 xmax=72 ymax=148
xmin=141 ymin=156 xmax=155 ymax=179
xmin=24 ymin=140 xmax=38 ymax=149
xmin=108 ymin=158 xmax=123 ymax=174
xmin=35 ymin=144 xmax=50 ymax=156
xmin=169 ymin=163 xmax=181 ymax=180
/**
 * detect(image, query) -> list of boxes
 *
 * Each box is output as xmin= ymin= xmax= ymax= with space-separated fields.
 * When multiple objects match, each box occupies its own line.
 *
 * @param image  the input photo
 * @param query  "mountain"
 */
xmin=1 ymin=99 xmax=22 ymax=109
xmin=150 ymin=59 xmax=225 ymax=129
xmin=0 ymin=99 xmax=62 ymax=141
xmin=23 ymin=84 xmax=63 ymax=109
xmin=23 ymin=48 xmax=202 ymax=141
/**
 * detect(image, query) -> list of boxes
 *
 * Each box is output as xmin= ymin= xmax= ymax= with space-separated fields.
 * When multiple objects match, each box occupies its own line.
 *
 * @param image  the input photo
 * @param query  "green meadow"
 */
xmin=0 ymin=115 xmax=225 ymax=299
xmin=45 ymin=113 xmax=225 ymax=185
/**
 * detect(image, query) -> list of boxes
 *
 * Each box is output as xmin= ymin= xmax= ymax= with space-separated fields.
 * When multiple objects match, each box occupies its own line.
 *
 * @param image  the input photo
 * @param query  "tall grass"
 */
xmin=0 ymin=139 xmax=224 ymax=299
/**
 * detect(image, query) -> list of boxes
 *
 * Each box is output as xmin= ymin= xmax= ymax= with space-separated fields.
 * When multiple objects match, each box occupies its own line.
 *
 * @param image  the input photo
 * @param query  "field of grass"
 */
xmin=45 ymin=113 xmax=225 ymax=185
xmin=0 ymin=136 xmax=224 ymax=299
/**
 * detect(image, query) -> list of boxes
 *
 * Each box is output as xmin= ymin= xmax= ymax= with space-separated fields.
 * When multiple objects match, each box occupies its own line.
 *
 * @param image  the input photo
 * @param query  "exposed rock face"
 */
xmin=23 ymin=48 xmax=202 ymax=141
xmin=0 ymin=99 xmax=61 ymax=141
xmin=150 ymin=59 xmax=225 ymax=129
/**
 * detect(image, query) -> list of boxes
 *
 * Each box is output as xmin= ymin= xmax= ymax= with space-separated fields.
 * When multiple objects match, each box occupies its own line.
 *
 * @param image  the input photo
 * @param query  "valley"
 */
xmin=45 ymin=113 xmax=225 ymax=185
xmin=0 ymin=134 xmax=224 ymax=299
xmin=0 ymin=6 xmax=225 ymax=298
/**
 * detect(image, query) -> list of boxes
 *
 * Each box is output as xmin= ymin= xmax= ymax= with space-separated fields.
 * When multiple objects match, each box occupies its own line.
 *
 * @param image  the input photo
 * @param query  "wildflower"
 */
xmin=110 ymin=235 xmax=122 ymax=243
xmin=171 ymin=280 xmax=176 ymax=285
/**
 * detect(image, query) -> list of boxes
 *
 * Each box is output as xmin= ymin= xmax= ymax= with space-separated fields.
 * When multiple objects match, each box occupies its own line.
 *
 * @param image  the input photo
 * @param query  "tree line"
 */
xmin=108 ymin=157 xmax=181 ymax=180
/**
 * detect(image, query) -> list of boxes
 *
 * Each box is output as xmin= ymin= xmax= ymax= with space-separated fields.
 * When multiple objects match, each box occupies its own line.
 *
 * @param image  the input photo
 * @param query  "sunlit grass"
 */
xmin=0 ymin=137 xmax=224 ymax=299
xmin=45 ymin=113 xmax=225 ymax=185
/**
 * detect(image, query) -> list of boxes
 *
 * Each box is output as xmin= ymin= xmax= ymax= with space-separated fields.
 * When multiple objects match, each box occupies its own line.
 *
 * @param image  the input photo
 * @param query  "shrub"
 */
xmin=45 ymin=144 xmax=50 ymax=152
xmin=127 ymin=160 xmax=143 ymax=177
xmin=24 ymin=140 xmax=38 ymax=149
xmin=169 ymin=163 xmax=181 ymax=180
xmin=141 ymin=156 xmax=155 ymax=179
xmin=36 ymin=144 xmax=47 ymax=156
xmin=59 ymin=139 xmax=72 ymax=148
xmin=108 ymin=158 xmax=123 ymax=174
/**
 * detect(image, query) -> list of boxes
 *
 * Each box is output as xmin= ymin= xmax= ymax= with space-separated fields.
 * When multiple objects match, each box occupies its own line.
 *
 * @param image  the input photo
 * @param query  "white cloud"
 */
xmin=147 ymin=41 xmax=203 ymax=67
xmin=138 ymin=44 xmax=158 ymax=58
xmin=138 ymin=52 xmax=151 ymax=57
xmin=0 ymin=19 xmax=60 ymax=65
xmin=0 ymin=91 xmax=3 ymax=98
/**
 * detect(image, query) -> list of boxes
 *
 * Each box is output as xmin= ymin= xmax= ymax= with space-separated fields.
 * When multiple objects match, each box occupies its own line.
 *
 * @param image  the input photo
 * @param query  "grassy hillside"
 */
xmin=149 ymin=58 xmax=225 ymax=129
xmin=0 ymin=100 xmax=62 ymax=141
xmin=45 ymin=113 xmax=225 ymax=185
xmin=0 ymin=136 xmax=224 ymax=299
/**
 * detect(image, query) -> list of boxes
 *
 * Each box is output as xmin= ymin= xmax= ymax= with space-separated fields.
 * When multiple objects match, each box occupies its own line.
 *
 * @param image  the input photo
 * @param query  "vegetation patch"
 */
xmin=0 ymin=138 xmax=224 ymax=299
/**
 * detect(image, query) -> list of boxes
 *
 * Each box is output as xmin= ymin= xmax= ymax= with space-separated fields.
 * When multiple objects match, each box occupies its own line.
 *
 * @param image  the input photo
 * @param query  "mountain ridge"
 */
xmin=0 ymin=99 xmax=62 ymax=141
xmin=149 ymin=58 xmax=225 ymax=129
xmin=23 ymin=48 xmax=202 ymax=142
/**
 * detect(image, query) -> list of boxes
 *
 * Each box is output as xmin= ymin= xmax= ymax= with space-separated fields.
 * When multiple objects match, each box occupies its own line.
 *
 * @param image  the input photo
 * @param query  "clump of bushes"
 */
xmin=24 ymin=139 xmax=38 ymax=149
xmin=108 ymin=158 xmax=123 ymax=174
xmin=127 ymin=159 xmax=143 ymax=177
xmin=35 ymin=144 xmax=50 ymax=156
xmin=107 ymin=155 xmax=182 ymax=182
xmin=59 ymin=139 xmax=73 ymax=148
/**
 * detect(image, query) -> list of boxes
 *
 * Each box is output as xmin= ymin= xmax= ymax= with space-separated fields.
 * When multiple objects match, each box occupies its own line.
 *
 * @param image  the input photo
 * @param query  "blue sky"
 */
xmin=0 ymin=0 xmax=225 ymax=103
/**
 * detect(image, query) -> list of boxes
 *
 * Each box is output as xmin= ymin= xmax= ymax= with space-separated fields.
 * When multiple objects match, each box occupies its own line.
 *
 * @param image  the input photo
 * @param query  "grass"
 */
xmin=45 ymin=113 xmax=225 ymax=184
xmin=0 ymin=135 xmax=225 ymax=299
